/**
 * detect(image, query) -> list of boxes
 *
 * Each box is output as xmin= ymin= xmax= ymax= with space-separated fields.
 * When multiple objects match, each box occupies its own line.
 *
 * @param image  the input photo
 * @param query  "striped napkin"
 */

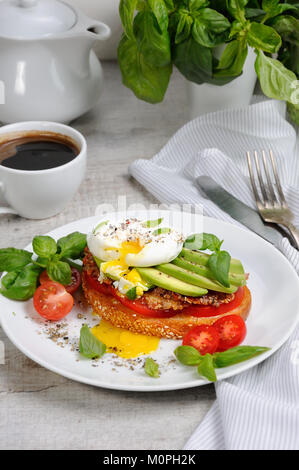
xmin=129 ymin=100 xmax=299 ymax=450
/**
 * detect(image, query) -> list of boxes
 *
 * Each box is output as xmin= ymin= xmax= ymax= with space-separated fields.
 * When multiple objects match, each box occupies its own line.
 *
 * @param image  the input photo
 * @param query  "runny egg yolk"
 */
xmin=101 ymin=241 xmax=146 ymax=295
xmin=92 ymin=320 xmax=160 ymax=359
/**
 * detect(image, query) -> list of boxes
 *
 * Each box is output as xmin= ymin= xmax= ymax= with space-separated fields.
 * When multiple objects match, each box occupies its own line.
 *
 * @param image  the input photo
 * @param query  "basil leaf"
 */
xmin=35 ymin=256 xmax=50 ymax=268
xmin=0 ymin=264 xmax=41 ymax=301
xmin=152 ymin=227 xmax=171 ymax=235
xmin=148 ymin=0 xmax=169 ymax=32
xmin=247 ymin=22 xmax=282 ymax=53
xmin=262 ymin=0 xmax=297 ymax=19
xmin=227 ymin=0 xmax=248 ymax=23
xmin=144 ymin=357 xmax=160 ymax=378
xmin=208 ymin=250 xmax=231 ymax=287
xmin=1 ymin=271 xmax=19 ymax=289
xmin=79 ymin=324 xmax=106 ymax=359
xmin=271 ymin=15 xmax=299 ymax=45
xmin=57 ymin=232 xmax=87 ymax=259
xmin=184 ymin=233 xmax=222 ymax=251
xmin=213 ymin=346 xmax=270 ymax=368
xmin=189 ymin=0 xmax=210 ymax=11
xmin=126 ymin=287 xmax=137 ymax=300
xmin=192 ymin=8 xmax=230 ymax=48
xmin=118 ymin=28 xmax=172 ymax=103
xmin=175 ymin=345 xmax=203 ymax=366
xmin=197 ymin=353 xmax=217 ymax=382
xmin=287 ymin=102 xmax=299 ymax=126
xmin=32 ymin=236 xmax=57 ymax=258
xmin=173 ymin=37 xmax=213 ymax=85
xmin=119 ymin=0 xmax=138 ymax=39
xmin=215 ymin=39 xmax=248 ymax=77
xmin=142 ymin=217 xmax=163 ymax=228
xmin=47 ymin=260 xmax=72 ymax=285
xmin=164 ymin=0 xmax=174 ymax=9
xmin=175 ymin=11 xmax=193 ymax=44
xmin=255 ymin=50 xmax=299 ymax=104
xmin=134 ymin=11 xmax=171 ymax=67
xmin=0 ymin=248 xmax=32 ymax=272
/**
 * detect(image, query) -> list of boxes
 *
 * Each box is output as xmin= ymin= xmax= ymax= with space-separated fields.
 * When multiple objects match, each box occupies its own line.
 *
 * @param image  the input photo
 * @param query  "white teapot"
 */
xmin=0 ymin=0 xmax=111 ymax=123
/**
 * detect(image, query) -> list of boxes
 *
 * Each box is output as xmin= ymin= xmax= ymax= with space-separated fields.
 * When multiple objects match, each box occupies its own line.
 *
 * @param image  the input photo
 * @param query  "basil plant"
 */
xmin=118 ymin=0 xmax=299 ymax=126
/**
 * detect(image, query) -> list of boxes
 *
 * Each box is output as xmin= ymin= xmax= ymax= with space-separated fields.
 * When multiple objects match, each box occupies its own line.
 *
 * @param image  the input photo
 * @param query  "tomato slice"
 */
xmin=40 ymin=267 xmax=82 ymax=294
xmin=182 ymin=287 xmax=245 ymax=318
xmin=183 ymin=325 xmax=220 ymax=355
xmin=33 ymin=281 xmax=74 ymax=321
xmin=213 ymin=314 xmax=247 ymax=352
xmin=84 ymin=271 xmax=176 ymax=318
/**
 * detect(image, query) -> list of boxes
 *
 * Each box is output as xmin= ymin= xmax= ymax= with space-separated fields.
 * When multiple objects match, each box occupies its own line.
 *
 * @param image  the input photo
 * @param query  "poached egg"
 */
xmin=87 ymin=218 xmax=184 ymax=296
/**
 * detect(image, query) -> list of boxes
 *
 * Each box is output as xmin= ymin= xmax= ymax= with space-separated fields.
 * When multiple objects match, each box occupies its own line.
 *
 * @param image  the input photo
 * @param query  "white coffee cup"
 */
xmin=0 ymin=121 xmax=87 ymax=219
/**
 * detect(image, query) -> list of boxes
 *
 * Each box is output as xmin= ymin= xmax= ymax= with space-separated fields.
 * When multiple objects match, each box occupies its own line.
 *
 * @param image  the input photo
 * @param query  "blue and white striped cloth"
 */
xmin=129 ymin=100 xmax=299 ymax=450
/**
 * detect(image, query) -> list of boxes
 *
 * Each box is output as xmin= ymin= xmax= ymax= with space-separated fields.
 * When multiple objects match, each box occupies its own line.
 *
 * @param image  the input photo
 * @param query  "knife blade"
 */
xmin=196 ymin=175 xmax=282 ymax=247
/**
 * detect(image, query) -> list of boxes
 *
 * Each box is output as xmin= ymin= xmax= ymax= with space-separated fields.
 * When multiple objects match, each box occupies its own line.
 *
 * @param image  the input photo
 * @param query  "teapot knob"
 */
xmin=18 ymin=0 xmax=38 ymax=7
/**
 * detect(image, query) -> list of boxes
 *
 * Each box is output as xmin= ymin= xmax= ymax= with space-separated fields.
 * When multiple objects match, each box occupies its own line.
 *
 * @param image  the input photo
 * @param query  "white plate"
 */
xmin=1 ymin=211 xmax=299 ymax=392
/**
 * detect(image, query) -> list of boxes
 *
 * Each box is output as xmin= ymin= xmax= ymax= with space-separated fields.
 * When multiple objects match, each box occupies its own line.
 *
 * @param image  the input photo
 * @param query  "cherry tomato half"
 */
xmin=182 ymin=287 xmax=245 ymax=317
xmin=213 ymin=314 xmax=246 ymax=352
xmin=84 ymin=271 xmax=176 ymax=318
xmin=40 ymin=267 xmax=82 ymax=294
xmin=33 ymin=281 xmax=74 ymax=321
xmin=183 ymin=325 xmax=220 ymax=355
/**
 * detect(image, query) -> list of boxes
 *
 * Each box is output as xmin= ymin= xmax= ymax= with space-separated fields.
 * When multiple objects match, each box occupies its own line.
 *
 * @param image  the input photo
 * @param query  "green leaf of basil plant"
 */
xmin=174 ymin=345 xmax=270 ymax=382
xmin=192 ymin=8 xmax=230 ymax=48
xmin=214 ymin=38 xmax=248 ymax=78
xmin=208 ymin=250 xmax=231 ymax=287
xmin=184 ymin=232 xmax=222 ymax=251
xmin=247 ymin=22 xmax=282 ymax=53
xmin=0 ymin=264 xmax=42 ymax=301
xmin=262 ymin=0 xmax=297 ymax=20
xmin=79 ymin=324 xmax=106 ymax=359
xmin=255 ymin=49 xmax=299 ymax=104
xmin=47 ymin=260 xmax=72 ymax=286
xmin=119 ymin=0 xmax=138 ymax=39
xmin=0 ymin=248 xmax=33 ymax=272
xmin=57 ymin=232 xmax=87 ymax=259
xmin=32 ymin=235 xmax=57 ymax=258
xmin=144 ymin=357 xmax=160 ymax=378
xmin=173 ymin=36 xmax=213 ymax=85
xmin=227 ymin=0 xmax=248 ymax=23
xmin=197 ymin=353 xmax=217 ymax=382
xmin=287 ymin=102 xmax=299 ymax=126
xmin=175 ymin=10 xmax=193 ymax=44
xmin=148 ymin=0 xmax=169 ymax=32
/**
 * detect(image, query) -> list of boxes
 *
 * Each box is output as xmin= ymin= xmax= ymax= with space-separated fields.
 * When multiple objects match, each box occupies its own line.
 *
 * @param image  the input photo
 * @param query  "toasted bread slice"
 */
xmin=82 ymin=272 xmax=251 ymax=339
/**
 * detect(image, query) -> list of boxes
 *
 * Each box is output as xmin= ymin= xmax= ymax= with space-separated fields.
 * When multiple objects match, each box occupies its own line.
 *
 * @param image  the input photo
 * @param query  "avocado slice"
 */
xmin=157 ymin=263 xmax=238 ymax=294
xmin=136 ymin=268 xmax=208 ymax=297
xmin=180 ymin=248 xmax=245 ymax=275
xmin=172 ymin=257 xmax=246 ymax=287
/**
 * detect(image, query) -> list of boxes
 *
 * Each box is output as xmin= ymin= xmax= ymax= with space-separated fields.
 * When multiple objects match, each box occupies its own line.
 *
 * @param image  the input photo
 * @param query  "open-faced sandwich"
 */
xmin=82 ymin=218 xmax=251 ymax=340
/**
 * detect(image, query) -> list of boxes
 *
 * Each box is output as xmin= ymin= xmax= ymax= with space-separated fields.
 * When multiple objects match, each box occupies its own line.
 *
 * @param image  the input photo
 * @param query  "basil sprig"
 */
xmin=118 ymin=0 xmax=299 ymax=126
xmin=175 ymin=345 xmax=270 ymax=382
xmin=184 ymin=232 xmax=231 ymax=287
xmin=79 ymin=324 xmax=106 ymax=359
xmin=0 ymin=231 xmax=87 ymax=301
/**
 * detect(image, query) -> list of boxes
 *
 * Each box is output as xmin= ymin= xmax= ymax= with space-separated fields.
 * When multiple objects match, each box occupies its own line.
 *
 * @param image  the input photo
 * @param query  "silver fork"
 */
xmin=247 ymin=150 xmax=299 ymax=250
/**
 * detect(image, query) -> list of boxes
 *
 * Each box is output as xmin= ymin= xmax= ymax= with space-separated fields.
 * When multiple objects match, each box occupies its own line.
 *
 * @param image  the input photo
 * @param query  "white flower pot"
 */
xmin=187 ymin=47 xmax=257 ymax=118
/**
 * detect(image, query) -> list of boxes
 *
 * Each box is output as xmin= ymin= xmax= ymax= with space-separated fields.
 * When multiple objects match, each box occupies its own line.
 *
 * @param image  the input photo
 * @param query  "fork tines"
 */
xmin=246 ymin=150 xmax=286 ymax=209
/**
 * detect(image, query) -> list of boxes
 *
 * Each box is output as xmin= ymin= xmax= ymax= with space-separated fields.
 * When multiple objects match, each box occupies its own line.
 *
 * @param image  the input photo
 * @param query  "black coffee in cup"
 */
xmin=0 ymin=131 xmax=80 ymax=171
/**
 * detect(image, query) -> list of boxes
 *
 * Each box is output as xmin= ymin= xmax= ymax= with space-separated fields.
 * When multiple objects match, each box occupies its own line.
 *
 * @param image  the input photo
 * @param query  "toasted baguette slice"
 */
xmin=82 ymin=272 xmax=251 ymax=340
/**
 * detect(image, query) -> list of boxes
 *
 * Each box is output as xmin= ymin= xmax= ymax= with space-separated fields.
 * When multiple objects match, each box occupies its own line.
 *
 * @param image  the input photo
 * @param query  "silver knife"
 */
xmin=196 ymin=175 xmax=283 ymax=247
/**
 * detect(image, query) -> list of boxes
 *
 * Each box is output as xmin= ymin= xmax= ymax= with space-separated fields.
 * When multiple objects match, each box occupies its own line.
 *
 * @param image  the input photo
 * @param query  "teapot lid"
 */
xmin=0 ymin=0 xmax=76 ymax=39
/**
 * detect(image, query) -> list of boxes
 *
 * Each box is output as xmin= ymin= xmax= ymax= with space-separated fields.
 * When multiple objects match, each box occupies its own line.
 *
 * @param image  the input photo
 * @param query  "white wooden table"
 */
xmin=0 ymin=61 xmax=215 ymax=450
